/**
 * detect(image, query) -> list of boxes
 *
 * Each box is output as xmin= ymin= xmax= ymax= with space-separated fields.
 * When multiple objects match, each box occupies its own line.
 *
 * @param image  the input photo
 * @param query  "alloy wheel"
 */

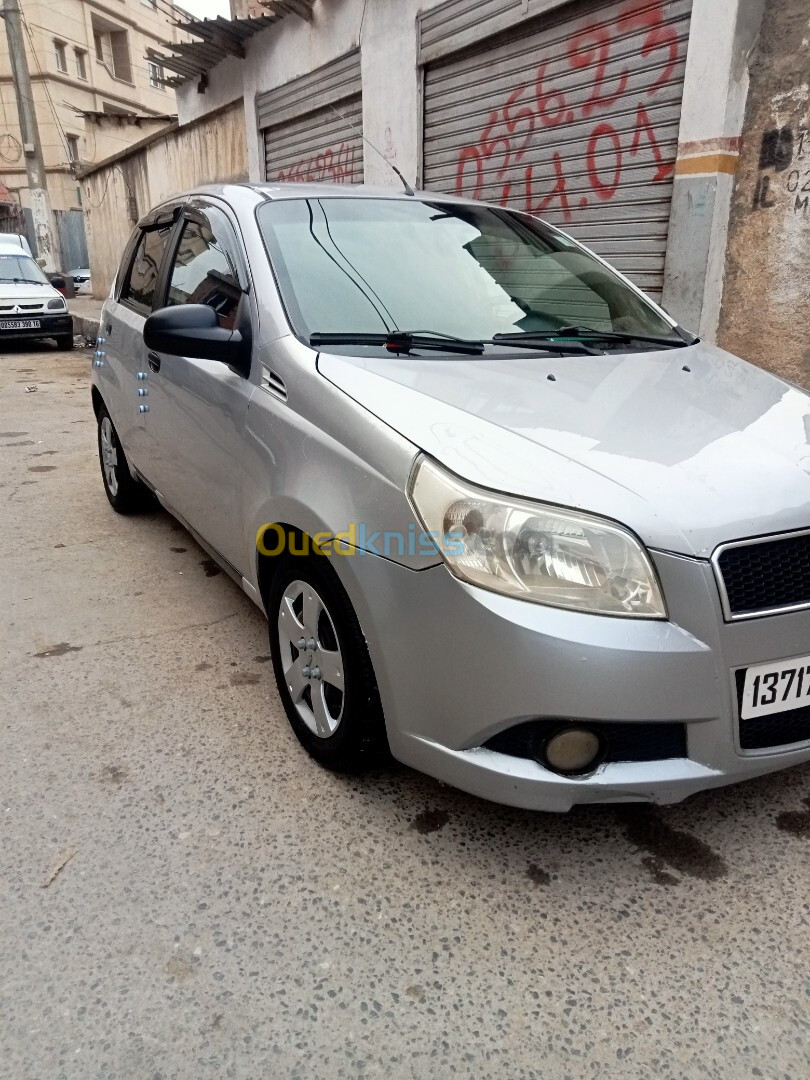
xmin=100 ymin=415 xmax=119 ymax=496
xmin=277 ymin=579 xmax=345 ymax=737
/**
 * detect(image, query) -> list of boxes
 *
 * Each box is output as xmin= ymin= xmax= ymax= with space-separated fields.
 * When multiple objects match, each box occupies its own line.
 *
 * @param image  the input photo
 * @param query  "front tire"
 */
xmin=97 ymin=404 xmax=148 ymax=514
xmin=268 ymin=553 xmax=388 ymax=772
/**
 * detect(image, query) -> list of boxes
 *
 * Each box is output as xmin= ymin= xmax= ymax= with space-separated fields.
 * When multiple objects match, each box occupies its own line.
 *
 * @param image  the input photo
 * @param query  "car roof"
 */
xmin=138 ymin=181 xmax=491 ymax=226
xmin=0 ymin=242 xmax=34 ymax=255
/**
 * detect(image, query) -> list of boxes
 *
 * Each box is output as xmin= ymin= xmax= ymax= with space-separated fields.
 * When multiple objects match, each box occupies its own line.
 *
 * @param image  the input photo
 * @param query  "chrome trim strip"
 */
xmin=711 ymin=527 xmax=810 ymax=622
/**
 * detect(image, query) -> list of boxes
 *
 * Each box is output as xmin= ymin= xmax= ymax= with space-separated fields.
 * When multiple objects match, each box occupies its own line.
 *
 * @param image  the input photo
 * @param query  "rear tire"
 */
xmin=97 ymin=404 xmax=149 ymax=514
xmin=268 ymin=552 xmax=388 ymax=772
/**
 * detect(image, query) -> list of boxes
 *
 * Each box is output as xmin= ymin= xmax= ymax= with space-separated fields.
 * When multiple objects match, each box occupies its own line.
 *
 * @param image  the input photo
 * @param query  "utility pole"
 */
xmin=0 ymin=0 xmax=62 ymax=271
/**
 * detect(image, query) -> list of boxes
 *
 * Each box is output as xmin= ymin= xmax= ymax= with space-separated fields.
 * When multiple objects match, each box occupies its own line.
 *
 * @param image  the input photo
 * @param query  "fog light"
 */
xmin=543 ymin=727 xmax=603 ymax=775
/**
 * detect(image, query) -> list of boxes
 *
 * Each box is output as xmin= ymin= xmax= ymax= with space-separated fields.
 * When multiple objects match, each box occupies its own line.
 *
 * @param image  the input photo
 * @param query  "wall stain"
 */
xmin=410 ymin=809 xmax=449 ymax=835
xmin=775 ymin=796 xmax=810 ymax=837
xmin=618 ymin=807 xmax=728 ymax=880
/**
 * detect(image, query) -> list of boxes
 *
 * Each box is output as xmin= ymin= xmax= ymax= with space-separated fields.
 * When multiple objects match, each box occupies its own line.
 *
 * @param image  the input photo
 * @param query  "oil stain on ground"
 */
xmin=526 ymin=863 xmax=551 ymax=885
xmin=410 ymin=809 xmax=450 ymax=835
xmin=230 ymin=671 xmax=261 ymax=686
xmin=28 ymin=465 xmax=57 ymax=473
xmin=34 ymin=642 xmax=82 ymax=659
xmin=0 ymin=431 xmax=28 ymax=437
xmin=195 ymin=661 xmax=212 ymax=672
xmin=776 ymin=796 xmax=810 ymax=837
xmin=99 ymin=765 xmax=127 ymax=786
xmin=200 ymin=558 xmax=221 ymax=577
xmin=170 ymin=547 xmax=187 ymax=553
xmin=618 ymin=806 xmax=728 ymax=881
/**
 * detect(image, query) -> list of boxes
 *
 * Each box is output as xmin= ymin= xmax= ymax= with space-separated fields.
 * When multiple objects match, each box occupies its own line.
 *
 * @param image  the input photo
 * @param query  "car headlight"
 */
xmin=47 ymin=297 xmax=66 ymax=310
xmin=409 ymin=457 xmax=666 ymax=618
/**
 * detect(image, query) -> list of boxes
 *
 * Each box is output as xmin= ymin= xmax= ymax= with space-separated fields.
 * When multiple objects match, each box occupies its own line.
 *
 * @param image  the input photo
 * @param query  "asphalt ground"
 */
xmin=1 ymin=343 xmax=809 ymax=1079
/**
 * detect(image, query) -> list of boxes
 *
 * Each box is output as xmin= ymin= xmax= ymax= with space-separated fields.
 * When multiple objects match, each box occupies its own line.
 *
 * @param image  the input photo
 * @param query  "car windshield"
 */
xmin=256 ymin=197 xmax=682 ymax=346
xmin=0 ymin=254 xmax=49 ymax=284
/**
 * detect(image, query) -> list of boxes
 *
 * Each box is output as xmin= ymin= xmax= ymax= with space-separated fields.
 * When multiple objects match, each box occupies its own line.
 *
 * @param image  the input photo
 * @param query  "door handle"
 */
xmin=147 ymin=351 xmax=161 ymax=372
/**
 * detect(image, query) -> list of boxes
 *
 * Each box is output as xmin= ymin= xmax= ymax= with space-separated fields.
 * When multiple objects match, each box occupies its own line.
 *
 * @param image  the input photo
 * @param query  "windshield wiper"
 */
xmin=0 ymin=276 xmax=45 ymax=285
xmin=495 ymin=326 xmax=690 ymax=349
xmin=310 ymin=331 xmax=485 ymax=356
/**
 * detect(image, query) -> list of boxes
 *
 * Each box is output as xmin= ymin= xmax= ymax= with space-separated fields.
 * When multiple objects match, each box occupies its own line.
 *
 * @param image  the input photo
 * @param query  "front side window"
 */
xmin=0 ymin=254 xmax=48 ymax=284
xmin=257 ymin=198 xmax=679 ymax=347
xmin=121 ymin=224 xmax=172 ymax=311
xmin=166 ymin=217 xmax=241 ymax=330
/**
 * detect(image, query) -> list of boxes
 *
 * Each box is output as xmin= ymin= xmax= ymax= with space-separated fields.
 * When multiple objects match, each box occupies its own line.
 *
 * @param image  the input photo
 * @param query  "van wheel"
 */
xmin=97 ymin=404 xmax=148 ymax=514
xmin=268 ymin=553 xmax=388 ymax=772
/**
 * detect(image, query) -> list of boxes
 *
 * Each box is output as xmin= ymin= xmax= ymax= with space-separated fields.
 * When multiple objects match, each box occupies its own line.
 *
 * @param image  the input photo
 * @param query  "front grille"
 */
xmin=734 ymin=669 xmax=810 ymax=749
xmin=484 ymin=720 xmax=687 ymax=763
xmin=715 ymin=530 xmax=810 ymax=618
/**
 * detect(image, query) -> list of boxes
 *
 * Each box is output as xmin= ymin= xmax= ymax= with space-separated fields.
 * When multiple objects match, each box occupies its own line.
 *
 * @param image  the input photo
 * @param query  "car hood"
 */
xmin=0 ymin=281 xmax=58 ymax=300
xmin=318 ymin=342 xmax=810 ymax=557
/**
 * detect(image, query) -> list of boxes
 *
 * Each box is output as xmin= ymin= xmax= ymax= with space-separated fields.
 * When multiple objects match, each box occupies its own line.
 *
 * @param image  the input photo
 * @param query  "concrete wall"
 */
xmin=717 ymin=0 xmax=810 ymax=383
xmin=79 ymin=100 xmax=248 ymax=297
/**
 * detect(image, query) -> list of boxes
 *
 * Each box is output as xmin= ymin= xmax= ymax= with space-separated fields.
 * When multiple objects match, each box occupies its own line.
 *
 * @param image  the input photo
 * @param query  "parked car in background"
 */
xmin=91 ymin=183 xmax=810 ymax=812
xmin=0 ymin=241 xmax=73 ymax=349
xmin=66 ymin=268 xmax=92 ymax=295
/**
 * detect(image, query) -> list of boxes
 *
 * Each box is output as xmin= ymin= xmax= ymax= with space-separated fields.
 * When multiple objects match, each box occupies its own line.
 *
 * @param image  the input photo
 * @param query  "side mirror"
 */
xmin=48 ymin=274 xmax=67 ymax=296
xmin=144 ymin=304 xmax=247 ymax=367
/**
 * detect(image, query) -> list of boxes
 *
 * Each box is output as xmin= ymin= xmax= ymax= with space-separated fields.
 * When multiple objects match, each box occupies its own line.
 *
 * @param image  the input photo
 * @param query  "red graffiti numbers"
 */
xmin=586 ymin=124 xmax=623 ymax=200
xmin=568 ymin=23 xmax=628 ymax=117
xmin=454 ymin=0 xmax=681 ymax=217
xmin=278 ymin=142 xmax=358 ymax=185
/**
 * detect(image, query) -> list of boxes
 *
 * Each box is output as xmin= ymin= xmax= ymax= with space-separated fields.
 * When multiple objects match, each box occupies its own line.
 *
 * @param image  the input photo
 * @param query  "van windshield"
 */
xmin=0 ymin=254 xmax=49 ymax=285
xmin=256 ymin=197 xmax=681 ymax=345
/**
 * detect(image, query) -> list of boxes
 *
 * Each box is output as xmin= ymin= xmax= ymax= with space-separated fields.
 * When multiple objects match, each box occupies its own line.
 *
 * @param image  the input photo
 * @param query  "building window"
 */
xmin=54 ymin=40 xmax=67 ymax=73
xmin=148 ymin=61 xmax=164 ymax=89
xmin=75 ymin=49 xmax=87 ymax=80
xmin=92 ymin=16 xmax=132 ymax=83
xmin=66 ymin=135 xmax=80 ymax=163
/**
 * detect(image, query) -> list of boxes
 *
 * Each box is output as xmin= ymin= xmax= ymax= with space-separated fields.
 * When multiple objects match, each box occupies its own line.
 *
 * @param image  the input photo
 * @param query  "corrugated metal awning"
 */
xmin=147 ymin=6 xmax=313 ymax=87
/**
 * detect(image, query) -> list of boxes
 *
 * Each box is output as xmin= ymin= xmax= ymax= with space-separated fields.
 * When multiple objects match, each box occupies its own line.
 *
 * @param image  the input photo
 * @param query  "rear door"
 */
xmin=143 ymin=199 xmax=255 ymax=575
xmin=100 ymin=211 xmax=179 ymax=468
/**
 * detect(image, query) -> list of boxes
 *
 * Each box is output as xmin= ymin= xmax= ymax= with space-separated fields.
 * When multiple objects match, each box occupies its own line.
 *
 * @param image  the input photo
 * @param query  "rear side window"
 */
xmin=121 ymin=224 xmax=173 ymax=312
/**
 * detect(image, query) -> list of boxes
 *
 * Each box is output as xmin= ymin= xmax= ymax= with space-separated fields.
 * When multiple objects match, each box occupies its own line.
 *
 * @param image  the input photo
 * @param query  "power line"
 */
xmin=19 ymin=3 xmax=71 ymax=164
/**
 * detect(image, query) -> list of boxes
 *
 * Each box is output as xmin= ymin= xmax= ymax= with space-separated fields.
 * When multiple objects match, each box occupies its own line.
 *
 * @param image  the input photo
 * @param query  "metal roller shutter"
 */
xmin=258 ymin=51 xmax=364 ymax=185
xmin=422 ymin=0 xmax=692 ymax=297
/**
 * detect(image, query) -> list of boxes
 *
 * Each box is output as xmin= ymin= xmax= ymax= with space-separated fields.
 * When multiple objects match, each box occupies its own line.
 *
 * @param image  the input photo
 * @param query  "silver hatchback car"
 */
xmin=92 ymin=183 xmax=810 ymax=812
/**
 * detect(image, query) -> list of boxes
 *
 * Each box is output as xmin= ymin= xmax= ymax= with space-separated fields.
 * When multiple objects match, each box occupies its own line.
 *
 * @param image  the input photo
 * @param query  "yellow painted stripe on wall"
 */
xmin=675 ymin=152 xmax=739 ymax=176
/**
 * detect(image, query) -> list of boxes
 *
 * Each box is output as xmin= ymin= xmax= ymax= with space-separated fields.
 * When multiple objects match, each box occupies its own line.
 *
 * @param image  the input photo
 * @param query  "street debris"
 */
xmin=41 ymin=847 xmax=78 ymax=889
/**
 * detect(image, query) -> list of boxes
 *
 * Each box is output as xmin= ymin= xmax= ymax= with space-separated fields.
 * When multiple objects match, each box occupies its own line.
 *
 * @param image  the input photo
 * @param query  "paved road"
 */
xmin=1 ymin=345 xmax=809 ymax=1080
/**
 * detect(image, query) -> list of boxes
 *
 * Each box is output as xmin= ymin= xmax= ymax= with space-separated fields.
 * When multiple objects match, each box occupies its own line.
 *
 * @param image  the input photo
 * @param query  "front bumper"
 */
xmin=334 ymin=546 xmax=810 ymax=811
xmin=0 ymin=313 xmax=73 ymax=340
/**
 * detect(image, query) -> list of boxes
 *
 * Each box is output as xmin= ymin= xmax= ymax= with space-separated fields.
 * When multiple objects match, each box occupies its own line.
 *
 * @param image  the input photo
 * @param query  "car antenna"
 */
xmin=328 ymin=104 xmax=415 ymax=196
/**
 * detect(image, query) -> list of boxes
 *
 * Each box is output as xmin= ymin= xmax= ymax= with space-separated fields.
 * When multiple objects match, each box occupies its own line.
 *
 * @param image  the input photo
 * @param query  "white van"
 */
xmin=0 ymin=240 xmax=73 ymax=349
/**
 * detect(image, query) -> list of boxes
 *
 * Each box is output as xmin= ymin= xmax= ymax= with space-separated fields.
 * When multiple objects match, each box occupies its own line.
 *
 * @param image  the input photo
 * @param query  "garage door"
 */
xmin=257 ymin=51 xmax=363 ymax=186
xmin=422 ymin=0 xmax=692 ymax=297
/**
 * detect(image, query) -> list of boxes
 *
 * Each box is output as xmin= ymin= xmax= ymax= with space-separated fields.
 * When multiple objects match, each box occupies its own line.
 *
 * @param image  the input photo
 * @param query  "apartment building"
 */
xmin=0 ymin=0 xmax=189 ymax=263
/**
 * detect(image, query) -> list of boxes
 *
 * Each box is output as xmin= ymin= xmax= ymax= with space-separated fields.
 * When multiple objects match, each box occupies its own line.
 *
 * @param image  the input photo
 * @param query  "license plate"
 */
xmin=1 ymin=319 xmax=40 ymax=330
xmin=741 ymin=654 xmax=810 ymax=719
